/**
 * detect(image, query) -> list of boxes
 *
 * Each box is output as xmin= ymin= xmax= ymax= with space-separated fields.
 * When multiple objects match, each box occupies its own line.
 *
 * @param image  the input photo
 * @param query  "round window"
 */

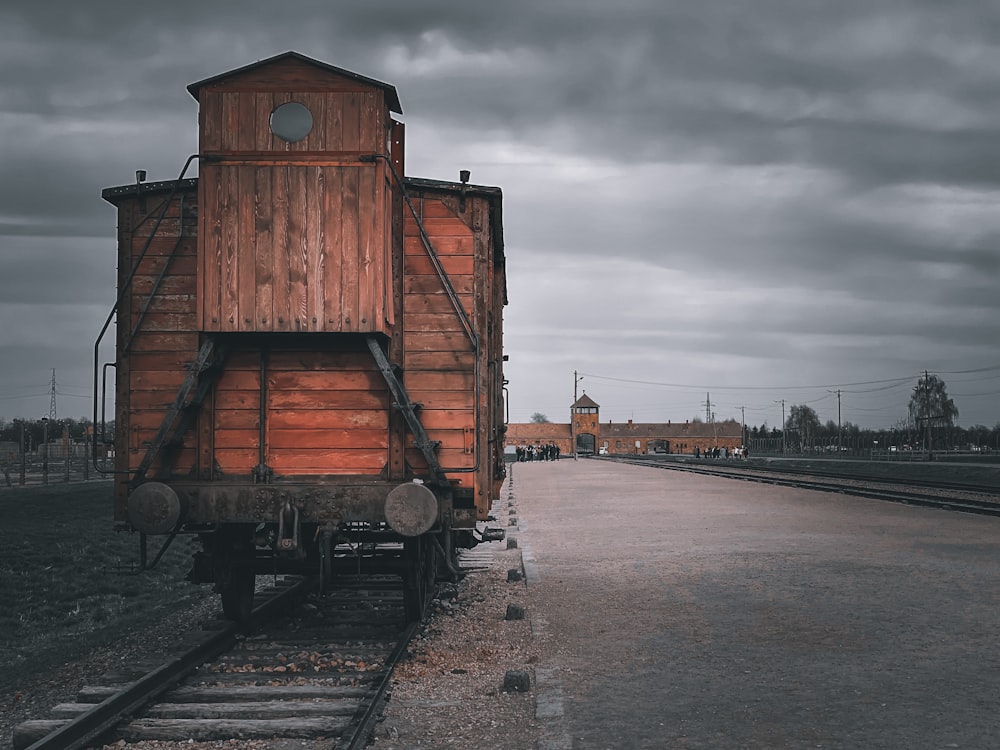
xmin=269 ymin=102 xmax=313 ymax=142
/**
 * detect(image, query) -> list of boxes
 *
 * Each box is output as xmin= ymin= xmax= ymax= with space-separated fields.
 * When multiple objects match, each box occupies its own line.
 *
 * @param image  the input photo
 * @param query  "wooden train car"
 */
xmin=98 ymin=52 xmax=507 ymax=619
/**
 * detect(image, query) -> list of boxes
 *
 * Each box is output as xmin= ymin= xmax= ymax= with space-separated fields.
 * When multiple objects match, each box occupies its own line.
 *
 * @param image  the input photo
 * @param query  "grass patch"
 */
xmin=0 ymin=482 xmax=210 ymax=693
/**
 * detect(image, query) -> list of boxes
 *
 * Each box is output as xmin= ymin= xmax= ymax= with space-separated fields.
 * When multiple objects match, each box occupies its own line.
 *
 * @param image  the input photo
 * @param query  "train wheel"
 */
xmin=403 ymin=535 xmax=436 ymax=622
xmin=220 ymin=563 xmax=255 ymax=621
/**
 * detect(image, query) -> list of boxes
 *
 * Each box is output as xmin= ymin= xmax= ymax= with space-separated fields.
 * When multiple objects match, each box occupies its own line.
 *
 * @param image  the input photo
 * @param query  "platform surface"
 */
xmin=511 ymin=459 xmax=1000 ymax=749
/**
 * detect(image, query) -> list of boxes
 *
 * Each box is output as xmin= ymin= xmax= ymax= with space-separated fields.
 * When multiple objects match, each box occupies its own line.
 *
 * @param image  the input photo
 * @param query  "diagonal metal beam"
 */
xmin=131 ymin=337 xmax=222 ymax=486
xmin=366 ymin=337 xmax=449 ymax=488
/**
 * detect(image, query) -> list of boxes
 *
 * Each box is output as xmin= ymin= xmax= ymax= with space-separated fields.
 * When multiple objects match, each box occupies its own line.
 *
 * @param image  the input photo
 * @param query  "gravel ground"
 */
xmin=2 ymin=481 xmax=544 ymax=750
xmin=369 ymin=544 xmax=541 ymax=750
xmin=3 ymin=555 xmax=540 ymax=750
xmin=1 ymin=594 xmax=221 ymax=750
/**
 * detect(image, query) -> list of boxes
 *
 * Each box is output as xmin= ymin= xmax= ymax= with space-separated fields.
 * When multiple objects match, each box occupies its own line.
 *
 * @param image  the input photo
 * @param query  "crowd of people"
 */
xmin=513 ymin=444 xmax=561 ymax=462
xmin=694 ymin=445 xmax=748 ymax=459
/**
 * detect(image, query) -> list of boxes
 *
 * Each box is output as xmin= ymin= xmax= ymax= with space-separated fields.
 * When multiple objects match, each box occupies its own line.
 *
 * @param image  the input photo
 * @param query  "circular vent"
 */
xmin=269 ymin=101 xmax=313 ymax=142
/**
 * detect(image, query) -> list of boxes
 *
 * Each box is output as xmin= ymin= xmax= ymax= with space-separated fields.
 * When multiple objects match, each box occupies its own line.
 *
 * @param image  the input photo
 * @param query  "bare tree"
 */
xmin=787 ymin=404 xmax=821 ymax=451
xmin=908 ymin=373 xmax=958 ymax=454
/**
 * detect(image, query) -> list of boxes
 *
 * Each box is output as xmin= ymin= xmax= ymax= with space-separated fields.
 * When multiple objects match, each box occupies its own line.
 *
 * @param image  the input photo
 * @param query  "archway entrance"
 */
xmin=576 ymin=433 xmax=596 ymax=455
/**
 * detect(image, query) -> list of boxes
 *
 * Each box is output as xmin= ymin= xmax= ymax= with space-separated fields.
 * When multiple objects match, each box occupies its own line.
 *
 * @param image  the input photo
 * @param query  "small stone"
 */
xmin=438 ymin=582 xmax=459 ymax=600
xmin=507 ymin=568 xmax=524 ymax=582
xmin=503 ymin=669 xmax=531 ymax=693
xmin=505 ymin=604 xmax=526 ymax=620
xmin=506 ymin=537 xmax=518 ymax=549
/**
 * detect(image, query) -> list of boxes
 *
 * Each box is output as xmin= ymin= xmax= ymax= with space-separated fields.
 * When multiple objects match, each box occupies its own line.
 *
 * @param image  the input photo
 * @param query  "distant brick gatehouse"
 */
xmin=506 ymin=394 xmax=743 ymax=457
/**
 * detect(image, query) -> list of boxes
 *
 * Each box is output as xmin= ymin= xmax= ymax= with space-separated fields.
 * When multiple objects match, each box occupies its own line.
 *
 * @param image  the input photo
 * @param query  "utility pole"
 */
xmin=42 ymin=416 xmax=49 ymax=486
xmin=828 ymin=389 xmax=842 ymax=456
xmin=775 ymin=399 xmax=786 ymax=455
xmin=63 ymin=424 xmax=70 ymax=482
xmin=572 ymin=370 xmax=582 ymax=461
xmin=915 ymin=370 xmax=934 ymax=460
xmin=49 ymin=368 xmax=58 ymax=421
xmin=83 ymin=426 xmax=90 ymax=481
xmin=17 ymin=419 xmax=25 ymax=485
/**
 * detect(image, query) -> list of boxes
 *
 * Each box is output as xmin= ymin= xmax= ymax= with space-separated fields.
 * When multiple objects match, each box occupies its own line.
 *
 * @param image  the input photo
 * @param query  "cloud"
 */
xmin=0 ymin=0 xmax=998 ymax=429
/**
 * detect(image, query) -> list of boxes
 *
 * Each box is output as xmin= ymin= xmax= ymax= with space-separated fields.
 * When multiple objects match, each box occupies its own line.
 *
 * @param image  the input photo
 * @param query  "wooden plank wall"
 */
xmin=402 ymin=195 xmax=484 ymax=492
xmin=210 ymin=347 xmax=391 ymax=477
xmin=199 ymin=88 xmax=382 ymax=155
xmin=114 ymin=190 xmax=200 ymax=519
xmin=198 ymin=86 xmax=393 ymax=336
xmin=487 ymin=205 xmax=508 ymax=501
xmin=113 ymin=190 xmax=501 ymax=514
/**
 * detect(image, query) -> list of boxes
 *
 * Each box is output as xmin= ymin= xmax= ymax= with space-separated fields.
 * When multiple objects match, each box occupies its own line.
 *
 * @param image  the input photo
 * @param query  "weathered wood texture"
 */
xmin=196 ymin=60 xmax=395 ymax=335
xmin=211 ymin=347 xmax=391 ymax=477
xmin=111 ymin=188 xmax=201 ymax=520
xmin=401 ymin=189 xmax=506 ymax=516
xmin=106 ymin=55 xmax=505 ymax=527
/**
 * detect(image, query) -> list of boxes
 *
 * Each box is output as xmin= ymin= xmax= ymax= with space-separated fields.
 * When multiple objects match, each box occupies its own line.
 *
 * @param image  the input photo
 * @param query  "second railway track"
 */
xmin=601 ymin=455 xmax=1000 ymax=516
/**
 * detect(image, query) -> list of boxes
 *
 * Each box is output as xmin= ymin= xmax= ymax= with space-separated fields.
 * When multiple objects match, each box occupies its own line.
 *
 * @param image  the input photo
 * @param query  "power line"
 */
xmin=578 ymin=366 xmax=1000 ymax=395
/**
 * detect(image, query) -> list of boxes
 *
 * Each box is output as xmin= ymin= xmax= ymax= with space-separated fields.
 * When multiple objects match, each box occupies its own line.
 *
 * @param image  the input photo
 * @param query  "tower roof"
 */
xmin=186 ymin=51 xmax=402 ymax=112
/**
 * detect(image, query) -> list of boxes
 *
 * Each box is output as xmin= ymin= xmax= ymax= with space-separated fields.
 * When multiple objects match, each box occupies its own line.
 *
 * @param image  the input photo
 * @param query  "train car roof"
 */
xmin=403 ymin=176 xmax=502 ymax=199
xmin=102 ymin=178 xmax=197 ymax=204
xmin=404 ymin=176 xmax=506 ymax=271
xmin=185 ymin=51 xmax=402 ymax=113
xmin=101 ymin=175 xmax=506 ymax=294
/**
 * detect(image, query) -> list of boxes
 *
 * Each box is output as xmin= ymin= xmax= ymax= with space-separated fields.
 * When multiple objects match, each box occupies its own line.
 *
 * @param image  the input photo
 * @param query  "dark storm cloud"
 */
xmin=7 ymin=1 xmax=998 ymax=190
xmin=1 ymin=0 xmax=998 ymax=425
xmin=371 ymin=0 xmax=1000 ymax=193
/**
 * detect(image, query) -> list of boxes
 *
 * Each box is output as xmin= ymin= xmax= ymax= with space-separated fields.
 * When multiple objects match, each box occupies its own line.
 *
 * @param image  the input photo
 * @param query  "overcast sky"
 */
xmin=2 ymin=1 xmax=999 ymax=432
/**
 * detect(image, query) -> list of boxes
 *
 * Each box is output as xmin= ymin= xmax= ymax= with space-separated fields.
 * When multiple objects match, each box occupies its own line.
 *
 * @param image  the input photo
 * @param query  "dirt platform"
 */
xmin=512 ymin=459 xmax=1000 ymax=749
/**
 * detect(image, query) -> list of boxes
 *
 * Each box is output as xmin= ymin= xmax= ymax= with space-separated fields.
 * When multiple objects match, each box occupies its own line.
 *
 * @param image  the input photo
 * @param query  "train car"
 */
xmin=97 ymin=52 xmax=507 ymax=620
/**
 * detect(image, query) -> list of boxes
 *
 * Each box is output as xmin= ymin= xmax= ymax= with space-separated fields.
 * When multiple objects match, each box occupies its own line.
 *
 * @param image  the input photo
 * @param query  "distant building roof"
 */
xmin=603 ymin=419 xmax=742 ymax=440
xmin=573 ymin=393 xmax=599 ymax=408
xmin=507 ymin=423 xmax=572 ymax=442
xmin=507 ymin=419 xmax=742 ymax=442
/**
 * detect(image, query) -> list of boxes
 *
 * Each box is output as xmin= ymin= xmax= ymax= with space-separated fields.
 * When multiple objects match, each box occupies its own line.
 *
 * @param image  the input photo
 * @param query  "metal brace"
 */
xmin=277 ymin=502 xmax=301 ymax=554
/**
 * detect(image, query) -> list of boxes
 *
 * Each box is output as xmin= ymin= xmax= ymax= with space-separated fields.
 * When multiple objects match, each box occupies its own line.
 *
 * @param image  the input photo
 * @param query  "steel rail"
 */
xmin=335 ymin=616 xmax=425 ymax=750
xmin=687 ymin=459 xmax=1000 ymax=496
xmin=24 ymin=578 xmax=313 ymax=750
xmin=605 ymin=456 xmax=1000 ymax=517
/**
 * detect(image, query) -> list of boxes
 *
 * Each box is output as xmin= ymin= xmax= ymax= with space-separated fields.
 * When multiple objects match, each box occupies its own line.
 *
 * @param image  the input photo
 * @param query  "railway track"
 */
xmin=602 ymin=455 xmax=1000 ymax=517
xmin=14 ymin=575 xmax=419 ymax=750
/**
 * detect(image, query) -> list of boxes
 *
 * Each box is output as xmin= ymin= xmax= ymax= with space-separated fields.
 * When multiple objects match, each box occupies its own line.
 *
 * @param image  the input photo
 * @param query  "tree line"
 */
xmin=0 ymin=417 xmax=112 ymax=453
xmin=747 ymin=374 xmax=998 ymax=455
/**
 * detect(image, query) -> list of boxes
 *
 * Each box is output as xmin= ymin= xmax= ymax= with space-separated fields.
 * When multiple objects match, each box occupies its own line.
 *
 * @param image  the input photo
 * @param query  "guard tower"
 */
xmin=571 ymin=393 xmax=600 ymax=455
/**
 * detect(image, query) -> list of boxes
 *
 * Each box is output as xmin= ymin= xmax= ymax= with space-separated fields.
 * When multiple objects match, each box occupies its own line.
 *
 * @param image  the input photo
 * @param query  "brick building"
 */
xmin=506 ymin=394 xmax=743 ymax=457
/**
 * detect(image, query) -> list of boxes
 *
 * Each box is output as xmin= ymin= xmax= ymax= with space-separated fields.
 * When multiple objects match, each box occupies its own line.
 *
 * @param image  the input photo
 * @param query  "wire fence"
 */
xmin=0 ymin=453 xmax=114 ymax=489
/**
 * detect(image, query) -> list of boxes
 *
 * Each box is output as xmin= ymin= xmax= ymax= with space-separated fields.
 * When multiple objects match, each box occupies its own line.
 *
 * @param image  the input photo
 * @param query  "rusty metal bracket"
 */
xmin=131 ymin=337 xmax=224 ymax=487
xmin=366 ymin=336 xmax=449 ymax=489
xmin=277 ymin=502 xmax=302 ymax=555
xmin=359 ymin=153 xmax=478 ymax=351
